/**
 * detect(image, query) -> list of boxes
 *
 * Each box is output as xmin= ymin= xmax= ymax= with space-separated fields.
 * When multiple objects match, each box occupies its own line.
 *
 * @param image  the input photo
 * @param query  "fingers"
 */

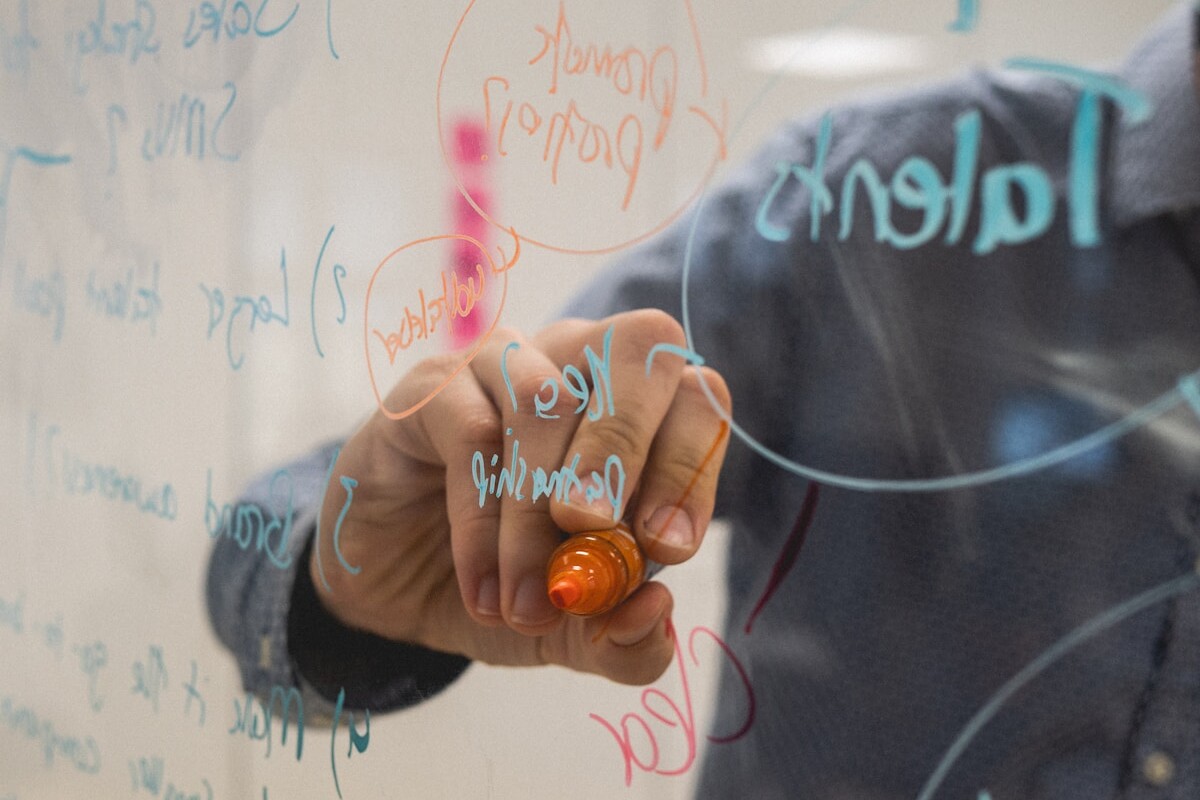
xmin=586 ymin=582 xmax=676 ymax=685
xmin=540 ymin=582 xmax=677 ymax=686
xmin=629 ymin=366 xmax=732 ymax=565
xmin=403 ymin=309 xmax=727 ymax=664
xmin=408 ymin=358 xmax=505 ymax=627
xmin=470 ymin=332 xmax=580 ymax=634
xmin=540 ymin=309 xmax=689 ymax=532
xmin=539 ymin=311 xmax=730 ymax=567
xmin=308 ymin=352 xmax=507 ymax=643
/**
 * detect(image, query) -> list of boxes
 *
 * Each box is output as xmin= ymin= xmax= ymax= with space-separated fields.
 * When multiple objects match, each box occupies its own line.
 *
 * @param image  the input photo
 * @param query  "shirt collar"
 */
xmin=1110 ymin=2 xmax=1200 ymax=227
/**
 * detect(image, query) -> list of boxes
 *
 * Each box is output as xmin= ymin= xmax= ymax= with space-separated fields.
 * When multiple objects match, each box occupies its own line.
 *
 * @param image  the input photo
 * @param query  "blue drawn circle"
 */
xmin=914 ymin=571 xmax=1200 ymax=800
xmin=677 ymin=0 xmax=1194 ymax=494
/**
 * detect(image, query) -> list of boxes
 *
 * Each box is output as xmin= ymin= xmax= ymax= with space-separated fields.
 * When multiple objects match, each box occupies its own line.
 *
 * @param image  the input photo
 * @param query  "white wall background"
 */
xmin=0 ymin=1 xmax=1176 ymax=798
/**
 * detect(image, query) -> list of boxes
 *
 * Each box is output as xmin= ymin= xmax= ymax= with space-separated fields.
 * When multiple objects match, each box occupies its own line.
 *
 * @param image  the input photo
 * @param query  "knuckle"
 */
xmin=383 ymin=357 xmax=447 ymax=407
xmin=680 ymin=365 xmax=733 ymax=414
xmin=490 ymin=326 xmax=524 ymax=344
xmin=413 ymin=349 xmax=467 ymax=378
xmin=509 ymin=371 xmax=565 ymax=414
xmin=585 ymin=414 xmax=649 ymax=463
xmin=657 ymin=449 xmax=715 ymax=492
xmin=457 ymin=411 xmax=503 ymax=452
xmin=535 ymin=317 xmax=588 ymax=344
xmin=620 ymin=308 xmax=685 ymax=355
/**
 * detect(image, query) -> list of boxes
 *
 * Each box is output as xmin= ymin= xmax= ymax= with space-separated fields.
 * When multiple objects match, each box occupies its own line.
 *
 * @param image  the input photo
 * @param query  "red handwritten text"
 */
xmin=590 ymin=624 xmax=755 ymax=786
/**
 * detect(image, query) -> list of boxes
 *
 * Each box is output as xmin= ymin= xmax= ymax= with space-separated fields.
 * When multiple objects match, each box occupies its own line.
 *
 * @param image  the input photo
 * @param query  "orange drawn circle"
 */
xmin=363 ymin=233 xmax=509 ymax=420
xmin=436 ymin=0 xmax=728 ymax=256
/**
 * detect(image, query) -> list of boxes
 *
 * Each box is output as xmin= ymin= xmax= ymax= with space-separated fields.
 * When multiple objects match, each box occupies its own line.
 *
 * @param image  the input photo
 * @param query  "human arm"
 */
xmin=207 ymin=310 xmax=732 ymax=713
xmin=308 ymin=311 xmax=732 ymax=685
xmin=205 ymin=99 xmax=836 ymax=711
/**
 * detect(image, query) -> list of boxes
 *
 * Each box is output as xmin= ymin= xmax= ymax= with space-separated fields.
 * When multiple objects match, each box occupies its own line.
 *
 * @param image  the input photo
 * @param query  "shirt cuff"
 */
xmin=286 ymin=520 xmax=472 ymax=713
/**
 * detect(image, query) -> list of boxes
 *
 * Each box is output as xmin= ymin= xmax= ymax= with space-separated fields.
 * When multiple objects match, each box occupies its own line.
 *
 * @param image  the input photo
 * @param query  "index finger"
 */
xmin=536 ymin=309 xmax=688 ymax=532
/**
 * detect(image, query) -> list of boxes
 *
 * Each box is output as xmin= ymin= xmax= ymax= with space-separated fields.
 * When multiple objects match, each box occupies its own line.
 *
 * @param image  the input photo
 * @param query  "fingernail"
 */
xmin=476 ymin=574 xmax=500 ymax=617
xmin=568 ymin=483 xmax=620 ymax=520
xmin=646 ymin=506 xmax=694 ymax=550
xmin=512 ymin=574 xmax=555 ymax=626
xmin=609 ymin=604 xmax=669 ymax=647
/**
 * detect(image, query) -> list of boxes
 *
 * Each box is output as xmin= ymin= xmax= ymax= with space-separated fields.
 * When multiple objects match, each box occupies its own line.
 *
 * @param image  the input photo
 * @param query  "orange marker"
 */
xmin=546 ymin=523 xmax=648 ymax=616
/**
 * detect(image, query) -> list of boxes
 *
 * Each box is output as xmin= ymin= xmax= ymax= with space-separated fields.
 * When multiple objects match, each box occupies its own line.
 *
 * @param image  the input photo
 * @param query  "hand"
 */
xmin=310 ymin=309 xmax=731 ymax=685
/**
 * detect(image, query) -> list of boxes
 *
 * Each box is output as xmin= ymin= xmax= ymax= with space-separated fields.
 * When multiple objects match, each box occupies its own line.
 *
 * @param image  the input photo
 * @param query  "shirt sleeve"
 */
xmin=204 ymin=440 xmax=470 ymax=719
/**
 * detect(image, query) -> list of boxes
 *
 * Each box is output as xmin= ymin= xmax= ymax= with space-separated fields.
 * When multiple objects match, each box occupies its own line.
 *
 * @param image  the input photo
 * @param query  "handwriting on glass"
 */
xmin=472 ymin=325 xmax=624 ymax=518
xmin=204 ymin=467 xmax=295 ymax=569
xmin=756 ymin=64 xmax=1147 ymax=255
xmin=371 ymin=263 xmax=487 ymax=362
xmin=440 ymin=0 xmax=727 ymax=253
xmin=0 ymin=693 xmax=102 ymax=775
xmin=590 ymin=624 xmax=755 ymax=786
xmin=24 ymin=412 xmax=178 ymax=521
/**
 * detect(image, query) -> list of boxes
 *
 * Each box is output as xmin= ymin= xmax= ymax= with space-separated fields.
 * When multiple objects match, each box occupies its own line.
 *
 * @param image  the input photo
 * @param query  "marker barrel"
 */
xmin=546 ymin=524 xmax=647 ymax=616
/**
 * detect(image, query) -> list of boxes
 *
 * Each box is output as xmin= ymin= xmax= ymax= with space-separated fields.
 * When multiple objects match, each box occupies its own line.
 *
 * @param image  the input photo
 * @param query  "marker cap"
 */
xmin=545 ymin=524 xmax=646 ymax=617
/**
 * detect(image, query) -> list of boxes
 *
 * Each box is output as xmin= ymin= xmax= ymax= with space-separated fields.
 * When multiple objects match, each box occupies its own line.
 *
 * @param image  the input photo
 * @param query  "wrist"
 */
xmin=290 ymin=534 xmax=472 ymax=708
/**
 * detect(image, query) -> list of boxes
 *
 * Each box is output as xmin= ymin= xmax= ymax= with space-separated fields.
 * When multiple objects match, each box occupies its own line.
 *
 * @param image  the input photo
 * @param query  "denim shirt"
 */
xmin=208 ymin=5 xmax=1200 ymax=797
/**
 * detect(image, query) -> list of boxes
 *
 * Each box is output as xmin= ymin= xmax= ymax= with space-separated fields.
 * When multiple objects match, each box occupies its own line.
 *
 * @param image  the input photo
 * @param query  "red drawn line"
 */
xmin=449 ymin=118 xmax=492 ymax=349
xmin=743 ymin=481 xmax=820 ymax=635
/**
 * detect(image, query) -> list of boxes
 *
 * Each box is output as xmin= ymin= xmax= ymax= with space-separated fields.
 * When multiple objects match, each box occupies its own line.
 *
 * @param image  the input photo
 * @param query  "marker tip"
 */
xmin=548 ymin=577 xmax=583 ymax=610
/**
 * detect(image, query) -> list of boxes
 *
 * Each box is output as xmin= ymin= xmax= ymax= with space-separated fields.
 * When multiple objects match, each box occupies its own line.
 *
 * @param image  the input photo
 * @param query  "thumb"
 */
xmin=548 ymin=582 xmax=676 ymax=686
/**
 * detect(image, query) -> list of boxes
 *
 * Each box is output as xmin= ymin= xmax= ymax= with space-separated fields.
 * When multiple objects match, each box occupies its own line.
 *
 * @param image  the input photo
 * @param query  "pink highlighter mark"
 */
xmin=744 ymin=481 xmax=821 ymax=635
xmin=448 ymin=120 xmax=492 ymax=349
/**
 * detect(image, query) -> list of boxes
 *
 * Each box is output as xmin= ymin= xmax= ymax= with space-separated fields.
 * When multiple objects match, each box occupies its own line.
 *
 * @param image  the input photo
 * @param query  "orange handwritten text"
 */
xmin=529 ymin=2 xmax=676 ymax=143
xmin=479 ymin=1 xmax=679 ymax=212
xmin=483 ymin=75 xmax=646 ymax=212
xmin=364 ymin=232 xmax=516 ymax=421
xmin=589 ymin=624 xmax=755 ymax=787
xmin=438 ymin=0 xmax=728 ymax=254
xmin=371 ymin=263 xmax=486 ymax=363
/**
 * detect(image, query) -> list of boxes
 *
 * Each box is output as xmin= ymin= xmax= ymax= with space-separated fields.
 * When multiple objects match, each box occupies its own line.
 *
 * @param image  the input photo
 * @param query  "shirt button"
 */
xmin=1142 ymin=751 xmax=1175 ymax=787
xmin=258 ymin=635 xmax=272 ymax=669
